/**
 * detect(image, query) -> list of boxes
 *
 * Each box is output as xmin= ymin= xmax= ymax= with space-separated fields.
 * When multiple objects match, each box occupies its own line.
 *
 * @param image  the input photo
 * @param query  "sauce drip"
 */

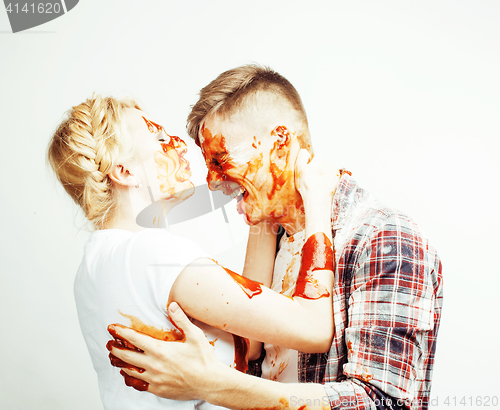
xmin=120 ymin=369 xmax=149 ymax=392
xmin=119 ymin=312 xmax=186 ymax=342
xmin=220 ymin=264 xmax=263 ymax=299
xmin=232 ymin=335 xmax=249 ymax=373
xmin=141 ymin=116 xmax=193 ymax=199
xmin=142 ymin=116 xmax=163 ymax=133
xmin=107 ymin=314 xmax=186 ymax=393
xmin=107 ymin=324 xmax=146 ymax=374
xmin=293 ymin=232 xmax=334 ymax=300
xmin=155 ymin=135 xmax=192 ymax=199
xmin=268 ymin=126 xmax=292 ymax=200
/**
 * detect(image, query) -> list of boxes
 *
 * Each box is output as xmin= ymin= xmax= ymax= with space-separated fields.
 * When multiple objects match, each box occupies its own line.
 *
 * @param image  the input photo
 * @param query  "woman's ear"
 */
xmin=108 ymin=165 xmax=141 ymax=188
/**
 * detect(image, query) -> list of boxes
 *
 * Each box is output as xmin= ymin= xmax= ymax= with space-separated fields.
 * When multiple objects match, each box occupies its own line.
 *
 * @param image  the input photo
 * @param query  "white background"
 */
xmin=1 ymin=1 xmax=499 ymax=409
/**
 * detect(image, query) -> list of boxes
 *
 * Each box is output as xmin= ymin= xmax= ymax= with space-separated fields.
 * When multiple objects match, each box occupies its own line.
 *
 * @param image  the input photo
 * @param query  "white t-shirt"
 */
xmin=261 ymin=230 xmax=305 ymax=383
xmin=74 ymin=229 xmax=235 ymax=410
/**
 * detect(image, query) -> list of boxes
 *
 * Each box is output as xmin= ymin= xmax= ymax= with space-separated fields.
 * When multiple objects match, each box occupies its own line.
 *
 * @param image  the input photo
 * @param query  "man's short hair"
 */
xmin=187 ymin=64 xmax=310 ymax=146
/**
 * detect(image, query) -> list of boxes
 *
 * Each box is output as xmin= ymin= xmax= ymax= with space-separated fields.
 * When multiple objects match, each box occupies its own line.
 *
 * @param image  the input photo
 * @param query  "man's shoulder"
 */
xmin=335 ymin=177 xmax=437 ymax=262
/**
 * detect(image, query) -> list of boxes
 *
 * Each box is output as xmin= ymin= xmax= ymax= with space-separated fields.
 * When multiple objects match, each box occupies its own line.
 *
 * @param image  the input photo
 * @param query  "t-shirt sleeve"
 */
xmin=126 ymin=229 xmax=210 ymax=317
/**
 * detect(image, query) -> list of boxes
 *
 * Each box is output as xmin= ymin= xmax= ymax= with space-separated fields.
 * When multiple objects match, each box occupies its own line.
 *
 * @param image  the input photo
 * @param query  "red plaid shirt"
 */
xmin=298 ymin=174 xmax=443 ymax=410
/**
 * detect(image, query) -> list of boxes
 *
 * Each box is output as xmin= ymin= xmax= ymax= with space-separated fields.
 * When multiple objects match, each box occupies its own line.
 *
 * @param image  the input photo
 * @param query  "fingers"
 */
xmin=108 ymin=351 xmax=145 ymax=373
xmin=167 ymin=302 xmax=202 ymax=341
xmin=107 ymin=324 xmax=158 ymax=352
xmin=295 ymin=149 xmax=312 ymax=175
xmin=120 ymin=369 xmax=149 ymax=392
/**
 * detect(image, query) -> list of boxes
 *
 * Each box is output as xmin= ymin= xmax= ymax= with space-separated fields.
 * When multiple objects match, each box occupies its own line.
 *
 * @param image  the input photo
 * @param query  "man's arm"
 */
xmin=108 ymin=302 xmax=332 ymax=410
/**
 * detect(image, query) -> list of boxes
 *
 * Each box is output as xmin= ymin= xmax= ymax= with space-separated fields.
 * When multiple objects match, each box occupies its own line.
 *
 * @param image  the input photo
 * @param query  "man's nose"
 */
xmin=206 ymin=169 xmax=224 ymax=191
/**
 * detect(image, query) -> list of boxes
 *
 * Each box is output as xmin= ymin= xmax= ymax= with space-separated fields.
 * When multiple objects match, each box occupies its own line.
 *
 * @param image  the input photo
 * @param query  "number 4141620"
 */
xmin=5 ymin=3 xmax=62 ymax=14
xmin=443 ymin=396 xmax=498 ymax=407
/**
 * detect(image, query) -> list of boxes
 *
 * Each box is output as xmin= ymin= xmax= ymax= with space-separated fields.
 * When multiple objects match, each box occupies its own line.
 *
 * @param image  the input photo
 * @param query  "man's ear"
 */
xmin=271 ymin=125 xmax=292 ymax=147
xmin=108 ymin=165 xmax=141 ymax=188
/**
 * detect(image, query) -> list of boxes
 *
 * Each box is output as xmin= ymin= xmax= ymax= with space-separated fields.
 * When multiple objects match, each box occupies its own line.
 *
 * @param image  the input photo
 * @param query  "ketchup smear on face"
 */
xmin=293 ymin=232 xmax=334 ymax=300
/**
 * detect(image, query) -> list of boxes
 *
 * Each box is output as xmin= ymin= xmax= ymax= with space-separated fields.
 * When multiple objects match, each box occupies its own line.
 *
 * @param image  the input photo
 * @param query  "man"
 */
xmin=108 ymin=64 xmax=443 ymax=410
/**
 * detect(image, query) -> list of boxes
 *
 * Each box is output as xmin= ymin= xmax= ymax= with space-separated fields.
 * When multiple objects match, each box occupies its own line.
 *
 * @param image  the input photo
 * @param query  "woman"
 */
xmin=47 ymin=95 xmax=337 ymax=410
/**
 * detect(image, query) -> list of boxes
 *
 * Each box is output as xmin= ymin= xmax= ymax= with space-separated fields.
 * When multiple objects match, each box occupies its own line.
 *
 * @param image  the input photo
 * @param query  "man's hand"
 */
xmin=107 ymin=302 xmax=226 ymax=400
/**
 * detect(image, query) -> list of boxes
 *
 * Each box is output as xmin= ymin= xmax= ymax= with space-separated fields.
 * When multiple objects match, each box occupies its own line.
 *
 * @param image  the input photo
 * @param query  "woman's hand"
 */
xmin=294 ymin=149 xmax=340 ymax=238
xmin=294 ymin=149 xmax=339 ymax=207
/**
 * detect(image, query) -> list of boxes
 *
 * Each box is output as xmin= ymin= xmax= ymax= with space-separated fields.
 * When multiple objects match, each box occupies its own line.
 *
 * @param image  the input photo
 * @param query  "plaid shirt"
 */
xmin=297 ymin=174 xmax=443 ymax=410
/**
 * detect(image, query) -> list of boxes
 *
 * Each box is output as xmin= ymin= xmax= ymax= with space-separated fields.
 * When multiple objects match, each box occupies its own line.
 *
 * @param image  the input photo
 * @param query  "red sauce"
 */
xmin=200 ymin=124 xmax=304 ymax=227
xmin=268 ymin=126 xmax=292 ymax=200
xmin=142 ymin=116 xmax=163 ymax=133
xmin=232 ymin=335 xmax=249 ymax=373
xmin=155 ymin=132 xmax=192 ymax=199
xmin=220 ymin=264 xmax=263 ymax=299
xmin=298 ymin=406 xmax=307 ymax=410
xmin=107 ymin=314 xmax=187 ymax=392
xmin=141 ymin=116 xmax=192 ymax=187
xmin=293 ymin=233 xmax=334 ymax=300
xmin=107 ymin=326 xmax=146 ymax=374
xmin=160 ymin=135 xmax=190 ymax=174
xmin=339 ymin=168 xmax=352 ymax=177
xmin=200 ymin=125 xmax=238 ymax=194
xmin=120 ymin=369 xmax=149 ymax=392
xmin=108 ymin=351 xmax=145 ymax=373
xmin=107 ymin=324 xmax=144 ymax=352
xmin=119 ymin=312 xmax=186 ymax=342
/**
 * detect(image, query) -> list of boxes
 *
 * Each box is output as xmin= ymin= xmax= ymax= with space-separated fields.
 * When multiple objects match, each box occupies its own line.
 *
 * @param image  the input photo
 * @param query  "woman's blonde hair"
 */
xmin=47 ymin=95 xmax=141 ymax=230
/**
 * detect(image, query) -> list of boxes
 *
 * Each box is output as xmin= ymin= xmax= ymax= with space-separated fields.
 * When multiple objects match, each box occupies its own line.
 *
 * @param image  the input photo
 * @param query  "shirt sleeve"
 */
xmin=333 ymin=212 xmax=438 ymax=408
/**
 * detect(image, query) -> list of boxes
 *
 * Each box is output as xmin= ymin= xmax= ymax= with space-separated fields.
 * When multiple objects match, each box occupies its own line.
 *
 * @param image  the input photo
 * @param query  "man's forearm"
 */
xmin=204 ymin=364 xmax=330 ymax=410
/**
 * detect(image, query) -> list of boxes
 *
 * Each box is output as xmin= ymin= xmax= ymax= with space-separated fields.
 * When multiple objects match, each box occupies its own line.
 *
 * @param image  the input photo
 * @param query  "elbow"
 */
xmin=301 ymin=328 xmax=333 ymax=353
xmin=314 ymin=332 xmax=334 ymax=353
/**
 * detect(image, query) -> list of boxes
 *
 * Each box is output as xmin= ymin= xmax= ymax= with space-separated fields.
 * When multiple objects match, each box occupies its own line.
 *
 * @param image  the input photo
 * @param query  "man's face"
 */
xmin=199 ymin=114 xmax=300 ymax=226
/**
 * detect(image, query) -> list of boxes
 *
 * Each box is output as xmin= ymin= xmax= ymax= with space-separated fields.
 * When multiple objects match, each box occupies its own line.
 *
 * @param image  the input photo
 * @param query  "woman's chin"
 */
xmin=161 ymin=181 xmax=195 ymax=203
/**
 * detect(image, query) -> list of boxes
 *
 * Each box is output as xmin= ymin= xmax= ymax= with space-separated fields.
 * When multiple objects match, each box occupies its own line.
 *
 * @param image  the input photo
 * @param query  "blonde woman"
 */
xmin=48 ymin=95 xmax=337 ymax=410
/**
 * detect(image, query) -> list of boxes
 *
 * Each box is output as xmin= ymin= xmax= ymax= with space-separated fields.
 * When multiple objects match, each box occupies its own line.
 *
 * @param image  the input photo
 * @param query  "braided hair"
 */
xmin=48 ymin=95 xmax=141 ymax=229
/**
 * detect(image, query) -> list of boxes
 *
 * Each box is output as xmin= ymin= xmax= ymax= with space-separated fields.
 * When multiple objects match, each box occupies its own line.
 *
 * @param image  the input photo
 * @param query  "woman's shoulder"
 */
xmin=128 ymin=229 xmax=210 ymax=265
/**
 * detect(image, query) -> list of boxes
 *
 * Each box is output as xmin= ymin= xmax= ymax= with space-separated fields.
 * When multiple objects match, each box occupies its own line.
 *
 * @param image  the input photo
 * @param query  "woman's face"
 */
xmin=124 ymin=108 xmax=194 ymax=202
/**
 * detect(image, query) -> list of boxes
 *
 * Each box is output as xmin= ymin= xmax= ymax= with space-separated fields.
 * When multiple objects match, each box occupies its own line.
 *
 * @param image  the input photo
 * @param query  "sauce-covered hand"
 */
xmin=107 ymin=302 xmax=225 ymax=400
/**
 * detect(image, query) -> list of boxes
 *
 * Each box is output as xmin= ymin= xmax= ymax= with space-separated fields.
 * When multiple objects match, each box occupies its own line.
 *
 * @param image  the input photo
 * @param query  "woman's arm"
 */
xmin=168 ymin=257 xmax=332 ymax=353
xmin=240 ymin=221 xmax=277 ymax=359
xmin=169 ymin=151 xmax=339 ymax=353
xmin=241 ymin=221 xmax=277 ymax=288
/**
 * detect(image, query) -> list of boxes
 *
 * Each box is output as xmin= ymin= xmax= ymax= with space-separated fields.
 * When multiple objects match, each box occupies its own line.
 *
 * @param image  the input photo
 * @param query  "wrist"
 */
xmin=203 ymin=363 xmax=238 ymax=405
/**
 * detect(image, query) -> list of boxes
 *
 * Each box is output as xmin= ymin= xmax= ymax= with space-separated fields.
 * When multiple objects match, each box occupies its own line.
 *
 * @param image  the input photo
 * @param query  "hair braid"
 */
xmin=48 ymin=95 xmax=140 ymax=229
